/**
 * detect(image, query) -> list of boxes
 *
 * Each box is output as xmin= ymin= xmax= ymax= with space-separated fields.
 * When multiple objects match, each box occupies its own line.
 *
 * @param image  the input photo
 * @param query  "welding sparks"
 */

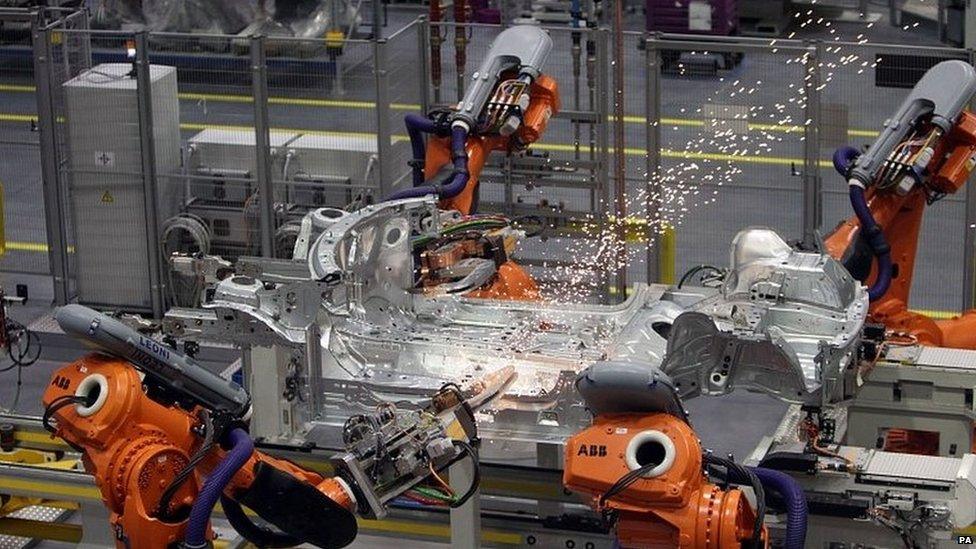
xmin=527 ymin=3 xmax=931 ymax=303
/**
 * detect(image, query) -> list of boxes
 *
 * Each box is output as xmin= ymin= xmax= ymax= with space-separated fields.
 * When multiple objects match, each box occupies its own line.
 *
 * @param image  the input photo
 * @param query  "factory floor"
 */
xmin=0 ymin=2 xmax=952 ymax=548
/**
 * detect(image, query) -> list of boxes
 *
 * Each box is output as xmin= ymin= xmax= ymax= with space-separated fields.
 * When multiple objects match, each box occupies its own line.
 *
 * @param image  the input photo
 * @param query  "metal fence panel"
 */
xmin=262 ymin=35 xmax=384 ymax=218
xmin=652 ymin=38 xmax=810 ymax=284
xmin=0 ymin=142 xmax=45 ymax=275
xmin=0 ymin=10 xmax=45 ymax=275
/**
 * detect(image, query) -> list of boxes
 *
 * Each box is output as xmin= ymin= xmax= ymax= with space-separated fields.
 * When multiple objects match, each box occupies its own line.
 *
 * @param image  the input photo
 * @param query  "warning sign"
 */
xmin=101 ymin=191 xmax=114 ymax=204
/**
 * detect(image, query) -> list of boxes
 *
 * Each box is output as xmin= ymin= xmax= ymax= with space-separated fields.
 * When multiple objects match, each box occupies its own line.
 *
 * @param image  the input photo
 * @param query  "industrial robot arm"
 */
xmin=381 ymin=26 xmax=560 ymax=301
xmin=562 ymin=361 xmax=795 ymax=549
xmin=43 ymin=305 xmax=501 ymax=549
xmin=824 ymin=59 xmax=976 ymax=347
xmin=388 ymin=24 xmax=560 ymax=216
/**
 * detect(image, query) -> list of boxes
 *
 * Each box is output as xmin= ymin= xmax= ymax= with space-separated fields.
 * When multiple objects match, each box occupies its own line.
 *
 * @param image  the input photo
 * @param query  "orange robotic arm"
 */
xmin=425 ymin=74 xmax=560 ymax=216
xmin=563 ymin=362 xmax=770 ymax=549
xmin=388 ymin=26 xmax=560 ymax=301
xmin=565 ymin=413 xmax=763 ymax=549
xmin=410 ymin=74 xmax=557 ymax=302
xmin=42 ymin=305 xmax=487 ymax=549
xmin=42 ymin=354 xmax=359 ymax=549
xmin=823 ymin=60 xmax=976 ymax=349
xmin=825 ymin=111 xmax=976 ymax=347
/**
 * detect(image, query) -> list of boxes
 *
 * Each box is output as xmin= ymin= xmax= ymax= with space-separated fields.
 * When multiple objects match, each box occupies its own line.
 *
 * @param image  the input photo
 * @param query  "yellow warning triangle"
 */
xmin=101 ymin=191 xmax=114 ymax=204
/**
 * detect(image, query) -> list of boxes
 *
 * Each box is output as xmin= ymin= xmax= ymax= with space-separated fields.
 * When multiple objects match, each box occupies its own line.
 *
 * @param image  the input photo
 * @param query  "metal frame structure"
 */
xmin=11 ymin=9 xmax=976 ymax=312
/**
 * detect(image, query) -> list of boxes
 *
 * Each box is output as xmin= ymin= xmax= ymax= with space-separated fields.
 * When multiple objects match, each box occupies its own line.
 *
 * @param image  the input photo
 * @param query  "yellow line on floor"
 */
xmin=0 ymin=84 xmax=880 ymax=137
xmin=0 ymin=113 xmax=35 ymax=123
xmin=5 ymin=241 xmax=74 ymax=253
xmin=913 ymin=308 xmax=963 ymax=320
xmin=6 ymin=241 xmax=47 ymax=252
xmin=180 ymin=91 xmax=421 ymax=112
xmin=0 ymin=84 xmax=35 ymax=93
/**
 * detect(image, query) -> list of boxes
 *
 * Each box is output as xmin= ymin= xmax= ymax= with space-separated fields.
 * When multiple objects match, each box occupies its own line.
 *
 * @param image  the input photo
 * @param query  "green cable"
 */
xmin=412 ymin=485 xmax=456 ymax=502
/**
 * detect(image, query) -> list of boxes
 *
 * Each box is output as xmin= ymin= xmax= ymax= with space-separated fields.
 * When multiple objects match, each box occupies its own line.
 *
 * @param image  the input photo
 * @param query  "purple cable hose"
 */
xmin=749 ymin=467 xmax=807 ymax=549
xmin=405 ymin=114 xmax=438 ymax=187
xmin=834 ymin=145 xmax=893 ymax=301
xmin=850 ymin=180 xmax=893 ymax=301
xmin=386 ymin=125 xmax=470 ymax=201
xmin=832 ymin=145 xmax=860 ymax=177
xmin=183 ymin=428 xmax=254 ymax=549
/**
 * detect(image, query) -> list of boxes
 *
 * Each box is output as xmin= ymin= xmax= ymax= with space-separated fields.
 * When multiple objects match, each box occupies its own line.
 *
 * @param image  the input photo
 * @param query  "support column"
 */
xmin=251 ymin=35 xmax=275 ymax=258
xmin=802 ymin=41 xmax=823 ymax=249
xmin=416 ymin=16 xmax=431 ymax=116
xmin=450 ymin=450 xmax=481 ymax=548
xmin=611 ymin=0 xmax=628 ymax=299
xmin=245 ymin=345 xmax=299 ymax=441
xmin=965 ymin=0 xmax=976 ymax=49
xmin=962 ymin=49 xmax=976 ymax=310
xmin=134 ymin=31 xmax=165 ymax=318
xmin=374 ymin=38 xmax=393 ymax=197
xmin=644 ymin=33 xmax=662 ymax=284
xmin=31 ymin=15 xmax=70 ymax=306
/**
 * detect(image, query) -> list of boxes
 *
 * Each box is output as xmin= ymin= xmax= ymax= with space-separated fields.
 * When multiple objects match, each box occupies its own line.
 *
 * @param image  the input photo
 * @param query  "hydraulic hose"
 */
xmin=832 ymin=145 xmax=860 ymax=177
xmin=386 ymin=125 xmax=470 ymax=202
xmin=405 ymin=114 xmax=439 ymax=187
xmin=183 ymin=428 xmax=254 ymax=549
xmin=834 ymin=145 xmax=893 ymax=301
xmin=749 ymin=467 xmax=807 ymax=549
xmin=849 ymin=182 xmax=893 ymax=301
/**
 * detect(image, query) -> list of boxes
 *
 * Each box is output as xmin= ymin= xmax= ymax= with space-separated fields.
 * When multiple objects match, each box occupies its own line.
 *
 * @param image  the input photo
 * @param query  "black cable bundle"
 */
xmin=157 ymin=410 xmax=216 ymax=520
xmin=705 ymin=453 xmax=766 ymax=548
xmin=1 ymin=314 xmax=42 ymax=412
xmin=449 ymin=439 xmax=480 ymax=508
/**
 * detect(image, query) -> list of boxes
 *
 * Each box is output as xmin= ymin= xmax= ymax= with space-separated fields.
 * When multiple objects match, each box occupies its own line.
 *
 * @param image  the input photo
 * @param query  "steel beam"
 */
xmin=31 ymin=15 xmax=70 ymax=306
xmin=374 ymin=38 xmax=393 ymax=198
xmin=250 ymin=35 xmax=276 ymax=258
xmin=134 ymin=31 xmax=165 ymax=318
xmin=802 ymin=41 xmax=823 ymax=248
xmin=644 ymin=33 xmax=662 ymax=284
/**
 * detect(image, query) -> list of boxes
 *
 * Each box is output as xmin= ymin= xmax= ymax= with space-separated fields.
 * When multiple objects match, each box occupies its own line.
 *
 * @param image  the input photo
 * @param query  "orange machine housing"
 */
xmin=464 ymin=261 xmax=540 ymax=300
xmin=564 ymin=413 xmax=763 ymax=549
xmin=421 ymin=75 xmax=557 ymax=302
xmin=824 ymin=110 xmax=976 ymax=349
xmin=42 ymin=353 xmax=353 ymax=549
xmin=429 ymin=74 xmax=560 ymax=216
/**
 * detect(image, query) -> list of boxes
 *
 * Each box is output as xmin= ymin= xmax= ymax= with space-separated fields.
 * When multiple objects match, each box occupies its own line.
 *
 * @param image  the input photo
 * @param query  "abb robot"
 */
xmin=388 ymin=25 xmax=559 ymax=301
xmin=826 ymin=59 xmax=976 ymax=348
xmin=562 ymin=362 xmax=800 ymax=549
xmin=43 ymin=305 xmax=487 ymax=549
